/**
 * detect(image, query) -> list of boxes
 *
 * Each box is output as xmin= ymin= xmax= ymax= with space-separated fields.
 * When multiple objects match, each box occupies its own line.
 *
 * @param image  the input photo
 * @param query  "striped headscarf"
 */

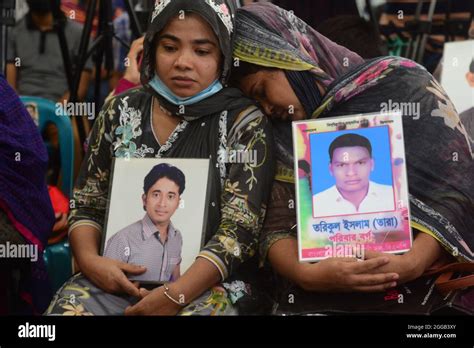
xmin=234 ymin=2 xmax=364 ymax=86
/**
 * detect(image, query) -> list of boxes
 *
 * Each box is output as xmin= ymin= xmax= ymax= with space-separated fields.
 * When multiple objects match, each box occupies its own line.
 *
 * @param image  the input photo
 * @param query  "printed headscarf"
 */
xmin=234 ymin=2 xmax=364 ymax=86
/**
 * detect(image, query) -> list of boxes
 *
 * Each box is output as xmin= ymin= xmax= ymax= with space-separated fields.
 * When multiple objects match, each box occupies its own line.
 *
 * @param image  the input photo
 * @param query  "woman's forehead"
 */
xmin=160 ymin=13 xmax=219 ymax=44
xmin=239 ymin=69 xmax=267 ymax=85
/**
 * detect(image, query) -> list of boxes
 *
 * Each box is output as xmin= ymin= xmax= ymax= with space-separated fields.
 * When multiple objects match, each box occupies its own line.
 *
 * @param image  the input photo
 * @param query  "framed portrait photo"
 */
xmin=292 ymin=112 xmax=412 ymax=262
xmin=441 ymin=40 xmax=474 ymax=145
xmin=101 ymin=158 xmax=211 ymax=285
xmin=441 ymin=40 xmax=474 ymax=118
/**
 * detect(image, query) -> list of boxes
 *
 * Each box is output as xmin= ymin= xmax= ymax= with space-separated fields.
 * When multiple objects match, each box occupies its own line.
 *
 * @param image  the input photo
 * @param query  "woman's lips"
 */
xmin=172 ymin=77 xmax=196 ymax=88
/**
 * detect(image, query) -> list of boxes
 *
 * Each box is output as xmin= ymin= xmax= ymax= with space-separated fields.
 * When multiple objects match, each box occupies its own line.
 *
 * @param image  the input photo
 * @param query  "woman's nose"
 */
xmin=174 ymin=50 xmax=193 ymax=70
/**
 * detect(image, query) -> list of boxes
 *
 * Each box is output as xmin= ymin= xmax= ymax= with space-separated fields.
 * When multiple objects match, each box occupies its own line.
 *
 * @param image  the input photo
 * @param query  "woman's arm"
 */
xmin=68 ymin=100 xmax=113 ymax=266
xmin=126 ymin=257 xmax=220 ymax=315
xmin=197 ymin=107 xmax=275 ymax=279
xmin=70 ymin=225 xmax=101 ymax=265
xmin=111 ymin=37 xmax=144 ymax=97
xmin=67 ymin=97 xmax=145 ymax=296
xmin=172 ymin=264 xmax=181 ymax=281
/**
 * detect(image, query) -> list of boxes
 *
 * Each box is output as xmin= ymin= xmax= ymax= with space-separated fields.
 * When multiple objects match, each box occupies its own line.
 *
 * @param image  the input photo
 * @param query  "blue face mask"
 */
xmin=149 ymin=74 xmax=223 ymax=106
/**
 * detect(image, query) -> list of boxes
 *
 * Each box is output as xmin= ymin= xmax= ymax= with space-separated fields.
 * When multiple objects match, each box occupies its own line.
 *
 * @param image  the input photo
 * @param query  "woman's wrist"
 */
xmin=122 ymin=74 xmax=140 ymax=86
xmin=163 ymin=283 xmax=187 ymax=307
xmin=149 ymin=258 xmax=221 ymax=312
xmin=157 ymin=285 xmax=186 ymax=312
xmin=76 ymin=252 xmax=101 ymax=275
xmin=405 ymin=232 xmax=443 ymax=279
xmin=295 ymin=261 xmax=323 ymax=291
xmin=69 ymin=225 xmax=102 ymax=271
xmin=161 ymin=280 xmax=192 ymax=313
xmin=121 ymin=74 xmax=134 ymax=84
xmin=400 ymin=251 xmax=423 ymax=281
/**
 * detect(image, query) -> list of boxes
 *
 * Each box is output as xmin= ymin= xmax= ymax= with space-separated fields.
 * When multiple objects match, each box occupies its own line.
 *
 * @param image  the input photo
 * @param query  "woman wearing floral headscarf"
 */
xmin=232 ymin=3 xmax=473 ymax=293
xmin=46 ymin=0 xmax=275 ymax=315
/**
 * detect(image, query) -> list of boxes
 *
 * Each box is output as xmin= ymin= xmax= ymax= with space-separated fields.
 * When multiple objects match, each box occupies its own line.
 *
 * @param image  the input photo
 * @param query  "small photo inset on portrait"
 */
xmin=23 ymin=102 xmax=40 ymax=126
xmin=310 ymin=127 xmax=395 ymax=218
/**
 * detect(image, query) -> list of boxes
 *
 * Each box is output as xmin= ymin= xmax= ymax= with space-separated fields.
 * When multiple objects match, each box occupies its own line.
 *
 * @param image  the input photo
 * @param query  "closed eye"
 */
xmin=163 ymin=45 xmax=177 ymax=52
xmin=196 ymin=49 xmax=210 ymax=56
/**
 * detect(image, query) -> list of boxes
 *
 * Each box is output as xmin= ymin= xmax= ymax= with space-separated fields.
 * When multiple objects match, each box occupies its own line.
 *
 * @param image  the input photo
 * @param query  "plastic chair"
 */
xmin=20 ymin=96 xmax=73 ymax=293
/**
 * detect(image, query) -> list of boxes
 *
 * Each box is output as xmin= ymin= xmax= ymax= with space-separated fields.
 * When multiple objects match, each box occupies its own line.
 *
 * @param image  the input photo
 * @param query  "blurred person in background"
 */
xmin=6 ymin=0 xmax=92 ymax=102
xmin=317 ymin=15 xmax=388 ymax=59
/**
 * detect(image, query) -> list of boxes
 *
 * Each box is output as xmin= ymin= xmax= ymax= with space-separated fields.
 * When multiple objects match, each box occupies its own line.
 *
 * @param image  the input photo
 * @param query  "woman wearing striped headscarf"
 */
xmin=231 ymin=2 xmax=474 ymax=293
